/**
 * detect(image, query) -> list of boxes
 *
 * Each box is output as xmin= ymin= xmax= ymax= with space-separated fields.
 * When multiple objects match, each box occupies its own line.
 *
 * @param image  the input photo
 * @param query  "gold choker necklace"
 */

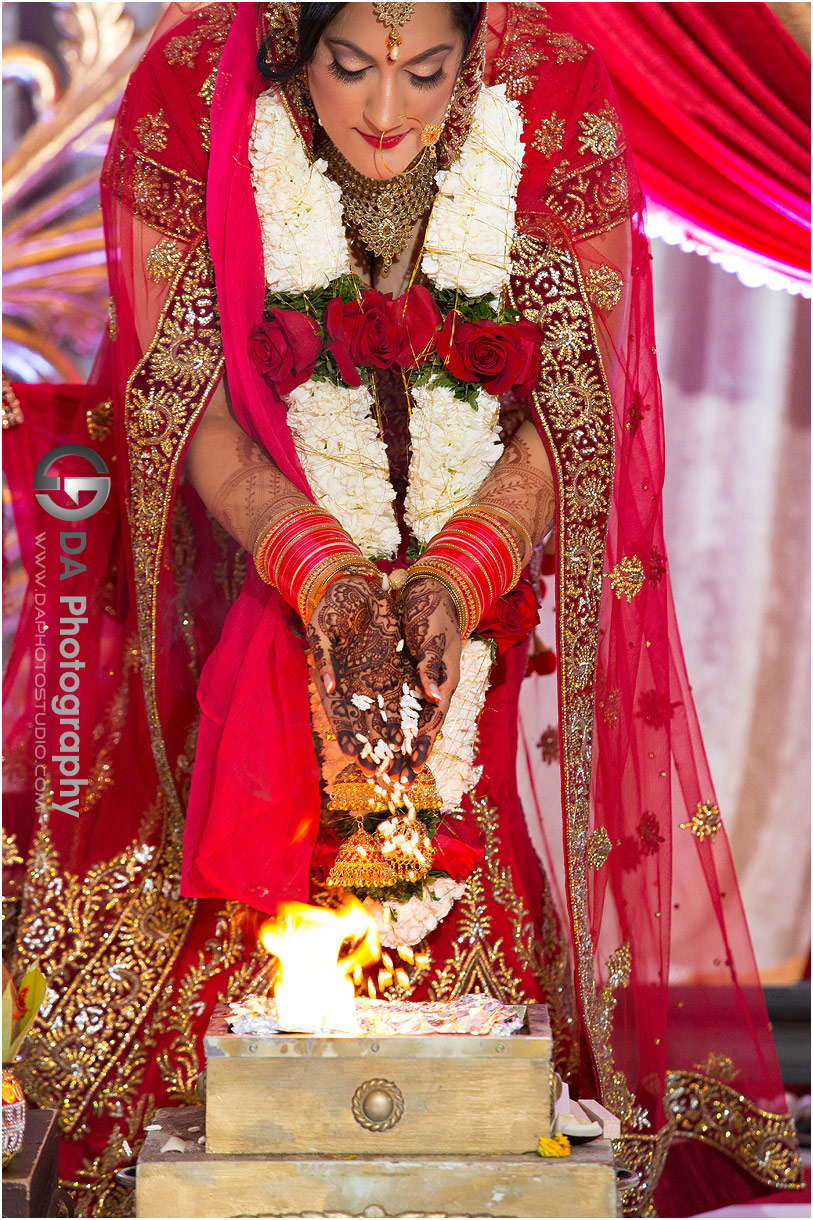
xmin=320 ymin=138 xmax=437 ymax=275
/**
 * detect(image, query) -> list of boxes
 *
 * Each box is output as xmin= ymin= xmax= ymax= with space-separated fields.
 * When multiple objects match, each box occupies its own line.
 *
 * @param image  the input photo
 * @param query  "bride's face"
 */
xmin=307 ymin=3 xmax=465 ymax=180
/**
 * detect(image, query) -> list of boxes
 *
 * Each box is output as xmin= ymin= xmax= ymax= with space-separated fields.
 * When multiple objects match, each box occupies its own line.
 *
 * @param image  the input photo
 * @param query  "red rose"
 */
xmin=249 ymin=310 xmax=322 ymax=396
xmin=391 ymin=284 xmax=442 ymax=369
xmin=437 ymin=313 xmax=542 ymax=397
xmin=325 ymin=289 xmax=401 ymax=385
xmin=432 ymin=817 xmax=485 ymax=881
xmin=477 ymin=580 xmax=539 ymax=656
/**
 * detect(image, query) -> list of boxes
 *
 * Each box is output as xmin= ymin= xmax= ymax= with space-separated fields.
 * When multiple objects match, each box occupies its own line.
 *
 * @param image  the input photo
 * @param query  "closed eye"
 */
xmin=327 ymin=60 xmax=370 ymax=83
xmin=408 ymin=67 xmax=447 ymax=90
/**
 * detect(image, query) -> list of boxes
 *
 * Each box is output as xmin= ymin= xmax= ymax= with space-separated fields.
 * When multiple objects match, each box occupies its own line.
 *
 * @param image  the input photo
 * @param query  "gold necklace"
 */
xmin=320 ymin=137 xmax=436 ymax=276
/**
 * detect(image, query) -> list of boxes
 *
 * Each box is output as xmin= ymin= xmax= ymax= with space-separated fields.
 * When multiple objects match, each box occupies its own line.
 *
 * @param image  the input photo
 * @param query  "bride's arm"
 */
xmin=468 ymin=419 xmax=555 ymax=546
xmin=184 ymin=376 xmax=309 ymax=552
xmin=399 ymin=421 xmax=553 ymax=774
xmin=185 ymin=383 xmax=432 ymax=780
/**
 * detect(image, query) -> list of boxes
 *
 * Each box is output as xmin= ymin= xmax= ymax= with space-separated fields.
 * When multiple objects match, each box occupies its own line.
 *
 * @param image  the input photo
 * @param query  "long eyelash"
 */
xmin=328 ymin=59 xmax=368 ymax=83
xmin=409 ymin=68 xmax=447 ymax=91
xmin=327 ymin=59 xmax=446 ymax=90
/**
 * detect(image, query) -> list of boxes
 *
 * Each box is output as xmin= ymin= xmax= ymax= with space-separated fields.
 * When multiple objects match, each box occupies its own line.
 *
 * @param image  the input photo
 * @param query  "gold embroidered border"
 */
xmin=124 ymin=236 xmax=224 ymax=819
xmin=15 ymin=795 xmax=196 ymax=1139
xmin=507 ymin=225 xmax=657 ymax=1132
xmin=104 ymin=149 xmax=207 ymax=242
xmin=426 ymin=798 xmax=579 ymax=1076
xmin=664 ymin=1070 xmax=803 ymax=1190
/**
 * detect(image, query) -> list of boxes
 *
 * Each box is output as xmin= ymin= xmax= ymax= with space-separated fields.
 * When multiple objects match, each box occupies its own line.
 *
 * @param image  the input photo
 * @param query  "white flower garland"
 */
xmin=286 ymin=381 xmax=401 ymax=559
xmin=404 ymin=384 xmax=504 ymax=548
xmin=422 ymin=84 xmax=522 ymax=299
xmin=251 ymin=83 xmax=525 ymax=921
xmin=250 ymin=92 xmax=349 ymax=291
xmin=249 ymin=84 xmax=524 ymax=560
xmin=364 ymin=876 xmax=466 ymax=948
xmin=429 ymin=638 xmax=493 ymax=809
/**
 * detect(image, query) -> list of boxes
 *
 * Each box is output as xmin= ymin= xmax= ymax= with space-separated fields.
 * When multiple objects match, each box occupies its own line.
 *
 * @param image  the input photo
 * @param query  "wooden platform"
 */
xmin=136 ymin=1107 xmax=618 ymax=1218
xmin=204 ymin=1003 xmax=554 ymax=1156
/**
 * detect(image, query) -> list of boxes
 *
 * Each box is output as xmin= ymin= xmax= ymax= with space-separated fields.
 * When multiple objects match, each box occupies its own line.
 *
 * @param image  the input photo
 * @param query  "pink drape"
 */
xmin=552 ymin=2 xmax=811 ymax=283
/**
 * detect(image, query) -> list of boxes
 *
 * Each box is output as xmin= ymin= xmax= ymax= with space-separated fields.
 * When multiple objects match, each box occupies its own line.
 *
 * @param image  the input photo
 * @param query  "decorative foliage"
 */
xmin=3 ymin=3 xmax=154 ymax=381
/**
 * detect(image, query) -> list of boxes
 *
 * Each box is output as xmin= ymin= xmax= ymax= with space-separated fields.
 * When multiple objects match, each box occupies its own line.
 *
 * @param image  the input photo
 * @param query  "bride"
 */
xmin=2 ymin=3 xmax=800 ymax=1214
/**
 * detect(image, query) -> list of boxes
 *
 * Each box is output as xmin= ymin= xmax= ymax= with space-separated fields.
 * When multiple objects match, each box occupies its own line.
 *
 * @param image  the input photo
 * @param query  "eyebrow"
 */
xmin=327 ymin=38 xmax=455 ymax=65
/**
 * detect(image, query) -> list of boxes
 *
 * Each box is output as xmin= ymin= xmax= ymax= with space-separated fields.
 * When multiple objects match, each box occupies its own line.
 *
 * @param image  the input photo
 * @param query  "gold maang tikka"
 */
xmin=373 ymin=2 xmax=416 ymax=62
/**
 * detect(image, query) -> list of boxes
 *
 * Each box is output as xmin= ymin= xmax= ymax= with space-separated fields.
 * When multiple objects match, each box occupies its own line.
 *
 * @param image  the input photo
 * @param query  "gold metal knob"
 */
xmin=362 ymin=1088 xmax=394 ymax=1122
xmin=352 ymin=1079 xmax=404 ymax=1132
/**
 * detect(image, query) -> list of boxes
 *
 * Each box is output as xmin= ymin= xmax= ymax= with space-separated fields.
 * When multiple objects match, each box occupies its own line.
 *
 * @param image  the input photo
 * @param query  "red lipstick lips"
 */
xmin=357 ymin=130 xmax=408 ymax=149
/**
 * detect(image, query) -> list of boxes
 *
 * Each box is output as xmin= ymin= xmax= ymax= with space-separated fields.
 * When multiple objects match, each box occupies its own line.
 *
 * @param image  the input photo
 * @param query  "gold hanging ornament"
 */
xmin=373 ymin=2 xmax=416 ymax=61
xmin=326 ymin=762 xmax=440 ymax=889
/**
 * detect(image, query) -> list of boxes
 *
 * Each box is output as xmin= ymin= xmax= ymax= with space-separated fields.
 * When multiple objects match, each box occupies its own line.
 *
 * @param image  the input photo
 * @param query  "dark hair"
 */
xmin=259 ymin=3 xmax=482 ymax=83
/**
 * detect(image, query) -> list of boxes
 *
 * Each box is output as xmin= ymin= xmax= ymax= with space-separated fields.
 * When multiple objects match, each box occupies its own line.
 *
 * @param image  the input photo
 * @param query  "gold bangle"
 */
xmin=404 ymin=561 xmax=476 ymax=638
xmin=252 ymin=505 xmax=330 ymax=586
xmin=406 ymin=569 xmax=469 ymax=637
xmin=253 ymin=520 xmax=280 ymax=586
xmin=464 ymin=503 xmax=532 ymax=566
xmin=449 ymin=507 xmax=524 ymax=578
xmin=413 ymin=547 xmax=489 ymax=627
xmin=298 ymin=553 xmax=359 ymax=619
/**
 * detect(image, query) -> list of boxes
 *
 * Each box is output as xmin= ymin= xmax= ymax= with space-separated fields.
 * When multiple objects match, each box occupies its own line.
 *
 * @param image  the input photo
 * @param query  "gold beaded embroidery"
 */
xmin=586 ymin=827 xmax=612 ymax=870
xmin=135 ymin=109 xmax=169 ymax=153
xmin=164 ymin=4 xmax=234 ymax=68
xmin=86 ymin=398 xmax=113 ymax=441
xmin=680 ymin=800 xmax=723 ymax=842
xmin=146 ymin=237 xmax=184 ymax=283
xmin=509 ymin=222 xmax=620 ymax=1104
xmin=579 ymin=101 xmax=623 ymax=160
xmin=695 ymin=1052 xmax=739 ymax=1083
xmin=664 ymin=1071 xmax=803 ymax=1188
xmin=585 ymin=265 xmax=623 ymax=311
xmin=608 ymin=554 xmax=645 ymax=601
xmin=125 ymin=236 xmax=223 ymax=819
xmin=532 ymin=112 xmax=566 ymax=158
xmin=428 ymin=799 xmax=579 ymax=1078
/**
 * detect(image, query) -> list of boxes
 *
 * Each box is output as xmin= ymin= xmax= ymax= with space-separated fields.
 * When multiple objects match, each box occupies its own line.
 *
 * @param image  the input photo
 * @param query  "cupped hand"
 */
xmin=398 ymin=576 xmax=463 ymax=781
xmin=305 ymin=576 xmax=411 ymax=777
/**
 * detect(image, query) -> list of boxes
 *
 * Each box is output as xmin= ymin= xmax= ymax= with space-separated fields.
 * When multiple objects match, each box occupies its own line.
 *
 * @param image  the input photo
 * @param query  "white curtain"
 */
xmin=651 ymin=240 xmax=809 ymax=980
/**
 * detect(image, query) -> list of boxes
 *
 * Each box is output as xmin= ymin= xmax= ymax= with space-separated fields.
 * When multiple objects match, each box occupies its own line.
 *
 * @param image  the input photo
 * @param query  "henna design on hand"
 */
xmin=305 ymin=576 xmax=414 ymax=775
xmin=399 ymin=578 xmax=462 ymax=780
xmin=474 ymin=423 xmax=555 ymax=545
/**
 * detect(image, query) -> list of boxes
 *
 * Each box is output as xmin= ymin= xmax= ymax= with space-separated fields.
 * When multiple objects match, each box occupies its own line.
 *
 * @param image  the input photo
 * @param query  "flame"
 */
xmin=259 ymin=898 xmax=380 ymax=1034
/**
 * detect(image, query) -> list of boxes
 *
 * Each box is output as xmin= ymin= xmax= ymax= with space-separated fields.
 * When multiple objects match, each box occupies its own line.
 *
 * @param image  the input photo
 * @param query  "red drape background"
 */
xmin=552 ymin=2 xmax=810 ymax=285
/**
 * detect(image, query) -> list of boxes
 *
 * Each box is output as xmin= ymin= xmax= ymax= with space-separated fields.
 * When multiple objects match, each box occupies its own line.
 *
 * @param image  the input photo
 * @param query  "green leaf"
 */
xmin=7 ymin=962 xmax=46 ymax=1061
xmin=2 ymin=982 xmax=13 ymax=1064
xmin=350 ymin=869 xmax=450 ymax=905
